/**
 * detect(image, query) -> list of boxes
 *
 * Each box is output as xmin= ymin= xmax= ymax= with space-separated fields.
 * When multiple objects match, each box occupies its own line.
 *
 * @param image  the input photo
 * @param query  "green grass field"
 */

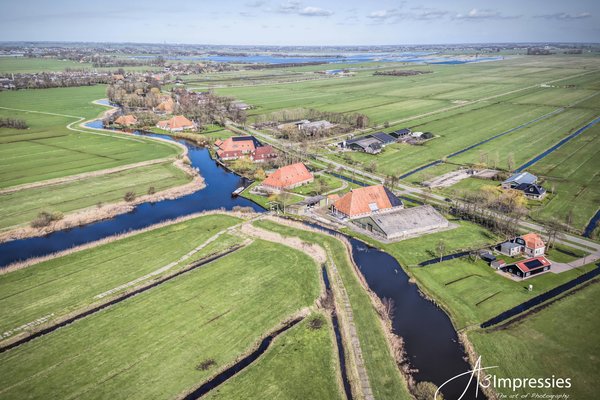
xmin=409 ymin=259 xmax=597 ymax=329
xmin=468 ymin=281 xmax=600 ymax=399
xmin=0 ymin=214 xmax=242 ymax=336
xmin=0 ymin=57 xmax=161 ymax=73
xmin=0 ymin=86 xmax=182 ymax=188
xmin=205 ymin=313 xmax=344 ymax=400
xmin=0 ymin=162 xmax=191 ymax=231
xmin=0 ymin=237 xmax=325 ymax=400
xmin=253 ymin=219 xmax=412 ymax=400
xmin=529 ymin=123 xmax=600 ymax=232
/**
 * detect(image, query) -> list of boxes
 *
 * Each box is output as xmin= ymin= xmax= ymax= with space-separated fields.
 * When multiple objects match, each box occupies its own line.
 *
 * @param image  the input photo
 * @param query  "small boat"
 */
xmin=231 ymin=187 xmax=244 ymax=197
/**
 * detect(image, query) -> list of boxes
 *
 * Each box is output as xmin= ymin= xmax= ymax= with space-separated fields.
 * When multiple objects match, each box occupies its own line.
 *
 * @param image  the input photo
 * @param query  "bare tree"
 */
xmin=436 ymin=239 xmax=446 ymax=262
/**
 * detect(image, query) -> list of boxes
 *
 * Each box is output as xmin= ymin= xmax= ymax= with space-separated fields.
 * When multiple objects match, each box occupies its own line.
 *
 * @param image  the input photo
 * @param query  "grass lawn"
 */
xmin=0 ymin=214 xmax=242 ymax=337
xmin=468 ymin=280 xmax=600 ymax=399
xmin=291 ymin=173 xmax=345 ymax=196
xmin=0 ymin=239 xmax=322 ymax=400
xmin=240 ymin=181 xmax=303 ymax=210
xmin=545 ymin=243 xmax=590 ymax=263
xmin=409 ymin=259 xmax=598 ymax=329
xmin=253 ymin=219 xmax=413 ymax=400
xmin=205 ymin=313 xmax=344 ymax=400
xmin=0 ymin=87 xmax=182 ymax=188
xmin=0 ymin=162 xmax=191 ymax=231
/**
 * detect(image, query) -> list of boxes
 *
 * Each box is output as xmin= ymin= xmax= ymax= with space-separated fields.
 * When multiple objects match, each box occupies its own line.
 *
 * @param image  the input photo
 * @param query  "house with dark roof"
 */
xmin=499 ymin=233 xmax=545 ymax=258
xmin=331 ymin=185 xmax=403 ymax=219
xmin=390 ymin=128 xmax=411 ymax=138
xmin=502 ymin=171 xmax=538 ymax=189
xmin=344 ymin=137 xmax=382 ymax=154
xmin=370 ymin=132 xmax=397 ymax=146
xmin=515 ymin=183 xmax=547 ymax=200
xmin=501 ymin=256 xmax=551 ymax=279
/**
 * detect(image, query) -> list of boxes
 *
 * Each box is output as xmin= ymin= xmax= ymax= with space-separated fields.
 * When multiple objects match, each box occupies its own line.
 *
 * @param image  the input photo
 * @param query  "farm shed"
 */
xmin=353 ymin=204 xmax=449 ymax=240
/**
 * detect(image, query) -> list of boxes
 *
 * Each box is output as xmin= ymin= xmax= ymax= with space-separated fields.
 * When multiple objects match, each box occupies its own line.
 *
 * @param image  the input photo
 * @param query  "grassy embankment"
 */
xmin=0 ymin=220 xmax=340 ymax=400
xmin=253 ymin=219 xmax=413 ymax=400
xmin=468 ymin=280 xmax=600 ymax=399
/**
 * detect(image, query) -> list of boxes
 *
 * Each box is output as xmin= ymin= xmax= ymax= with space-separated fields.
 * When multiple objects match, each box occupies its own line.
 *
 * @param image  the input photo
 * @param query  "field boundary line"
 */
xmin=0 ymin=158 xmax=176 ymax=195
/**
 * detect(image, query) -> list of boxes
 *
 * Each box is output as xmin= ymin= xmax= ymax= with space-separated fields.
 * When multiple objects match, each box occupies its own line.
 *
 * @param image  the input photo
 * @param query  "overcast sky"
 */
xmin=1 ymin=0 xmax=598 ymax=45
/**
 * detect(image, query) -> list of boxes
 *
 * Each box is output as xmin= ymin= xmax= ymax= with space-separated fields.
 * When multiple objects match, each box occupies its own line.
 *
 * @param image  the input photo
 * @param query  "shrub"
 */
xmin=31 ymin=211 xmax=63 ymax=228
xmin=124 ymin=191 xmax=136 ymax=202
xmin=147 ymin=186 xmax=156 ymax=195
xmin=196 ymin=359 xmax=216 ymax=371
xmin=413 ymin=381 xmax=443 ymax=400
xmin=308 ymin=315 xmax=325 ymax=330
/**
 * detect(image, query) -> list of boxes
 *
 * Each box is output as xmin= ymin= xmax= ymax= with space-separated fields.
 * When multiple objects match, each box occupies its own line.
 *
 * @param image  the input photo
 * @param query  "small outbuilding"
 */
xmin=502 ymin=256 xmax=551 ymax=279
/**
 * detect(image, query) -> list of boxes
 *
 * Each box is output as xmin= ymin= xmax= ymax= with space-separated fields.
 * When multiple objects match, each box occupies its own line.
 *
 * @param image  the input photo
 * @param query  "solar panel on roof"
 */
xmin=524 ymin=259 xmax=543 ymax=269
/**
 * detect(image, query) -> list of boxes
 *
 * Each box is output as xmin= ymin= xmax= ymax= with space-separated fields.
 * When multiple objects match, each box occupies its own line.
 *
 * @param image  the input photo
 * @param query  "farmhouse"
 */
xmin=261 ymin=162 xmax=314 ymax=191
xmin=521 ymin=233 xmax=546 ymax=257
xmin=515 ymin=183 xmax=547 ymax=200
xmin=502 ymin=256 xmax=551 ymax=279
xmin=344 ymin=137 xmax=382 ymax=154
xmin=331 ymin=185 xmax=403 ymax=219
xmin=499 ymin=233 xmax=545 ymax=258
xmin=114 ymin=115 xmax=137 ymax=126
xmin=156 ymin=115 xmax=195 ymax=132
xmin=215 ymin=136 xmax=276 ymax=162
xmin=502 ymin=171 xmax=537 ymax=189
xmin=352 ymin=204 xmax=449 ymax=240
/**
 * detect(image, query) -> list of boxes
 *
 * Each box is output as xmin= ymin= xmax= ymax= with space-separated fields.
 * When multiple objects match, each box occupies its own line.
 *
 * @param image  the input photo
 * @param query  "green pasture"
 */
xmin=529 ymin=123 xmax=600 ymax=232
xmin=0 ymin=87 xmax=182 ymax=188
xmin=0 ymin=162 xmax=191 ymax=231
xmin=0 ymin=214 xmax=242 ymax=336
xmin=0 ymin=238 xmax=322 ymax=400
xmin=468 ymin=281 xmax=600 ymax=399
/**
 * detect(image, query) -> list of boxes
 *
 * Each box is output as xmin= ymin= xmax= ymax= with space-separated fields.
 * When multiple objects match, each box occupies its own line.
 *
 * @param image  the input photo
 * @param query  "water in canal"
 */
xmin=1 ymin=123 xmax=483 ymax=399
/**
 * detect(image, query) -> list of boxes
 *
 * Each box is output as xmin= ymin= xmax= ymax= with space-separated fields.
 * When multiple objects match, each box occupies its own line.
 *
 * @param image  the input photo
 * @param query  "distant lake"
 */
xmin=130 ymin=53 xmax=503 ymax=65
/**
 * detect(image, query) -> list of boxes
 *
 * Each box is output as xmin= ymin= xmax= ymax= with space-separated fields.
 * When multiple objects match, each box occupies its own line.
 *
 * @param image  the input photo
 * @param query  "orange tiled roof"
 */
xmin=157 ymin=115 xmax=194 ymax=130
xmin=262 ymin=163 xmax=313 ymax=189
xmin=216 ymin=137 xmax=256 ymax=153
xmin=521 ymin=233 xmax=545 ymax=249
xmin=333 ymin=185 xmax=401 ymax=217
xmin=114 ymin=115 xmax=137 ymax=126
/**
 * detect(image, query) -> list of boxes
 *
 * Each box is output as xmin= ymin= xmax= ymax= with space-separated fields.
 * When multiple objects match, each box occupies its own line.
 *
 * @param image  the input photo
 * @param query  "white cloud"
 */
xmin=454 ymin=8 xmax=519 ymax=20
xmin=534 ymin=12 xmax=592 ymax=20
xmin=299 ymin=6 xmax=333 ymax=17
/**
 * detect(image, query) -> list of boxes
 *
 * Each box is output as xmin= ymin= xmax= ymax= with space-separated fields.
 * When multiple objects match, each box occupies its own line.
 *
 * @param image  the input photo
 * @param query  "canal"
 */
xmin=0 ymin=121 xmax=482 ymax=399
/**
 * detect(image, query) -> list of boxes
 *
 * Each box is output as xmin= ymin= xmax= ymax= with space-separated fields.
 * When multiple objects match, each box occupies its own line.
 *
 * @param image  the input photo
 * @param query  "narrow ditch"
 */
xmin=0 ymin=245 xmax=244 ymax=353
xmin=182 ymin=317 xmax=304 ymax=400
